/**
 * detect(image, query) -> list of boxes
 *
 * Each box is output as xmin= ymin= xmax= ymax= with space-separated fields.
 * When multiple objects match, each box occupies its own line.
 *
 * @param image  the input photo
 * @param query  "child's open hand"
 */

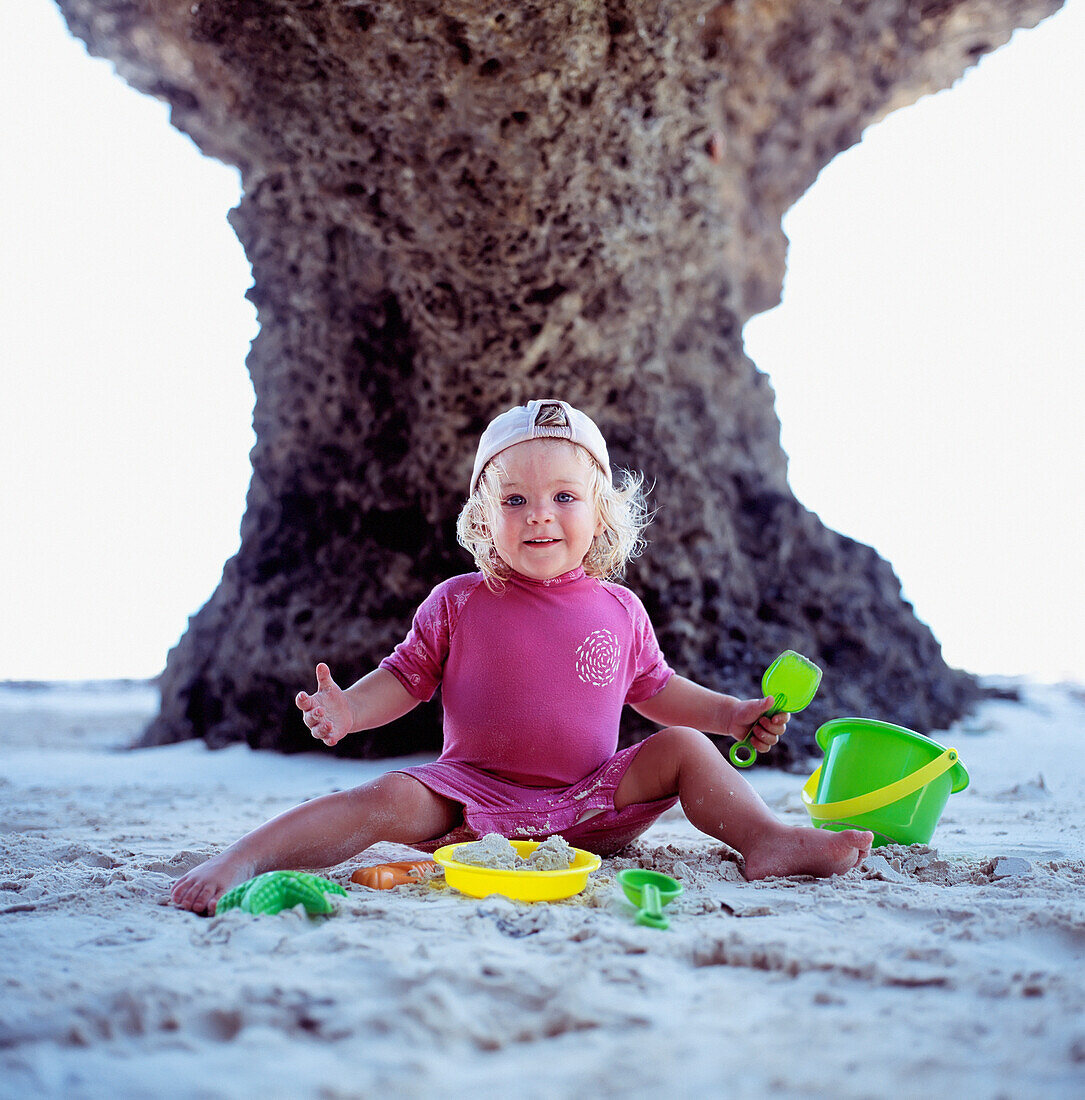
xmin=729 ymin=697 xmax=790 ymax=753
xmin=296 ymin=663 xmax=353 ymax=746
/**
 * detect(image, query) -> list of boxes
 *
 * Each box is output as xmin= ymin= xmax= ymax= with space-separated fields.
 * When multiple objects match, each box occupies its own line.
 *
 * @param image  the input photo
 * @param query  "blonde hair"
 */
xmin=456 ymin=440 xmax=651 ymax=587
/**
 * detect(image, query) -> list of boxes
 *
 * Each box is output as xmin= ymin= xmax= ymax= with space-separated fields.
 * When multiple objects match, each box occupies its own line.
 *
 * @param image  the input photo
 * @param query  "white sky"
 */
xmin=2 ymin=0 xmax=1083 ymax=683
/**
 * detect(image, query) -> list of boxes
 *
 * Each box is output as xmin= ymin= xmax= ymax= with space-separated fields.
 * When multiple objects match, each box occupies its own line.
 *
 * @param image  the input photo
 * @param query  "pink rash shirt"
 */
xmin=379 ymin=566 xmax=674 ymax=787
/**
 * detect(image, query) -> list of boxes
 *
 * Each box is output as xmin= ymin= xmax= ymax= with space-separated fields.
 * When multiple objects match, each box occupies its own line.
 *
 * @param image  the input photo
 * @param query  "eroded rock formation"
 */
xmin=57 ymin=0 xmax=1060 ymax=762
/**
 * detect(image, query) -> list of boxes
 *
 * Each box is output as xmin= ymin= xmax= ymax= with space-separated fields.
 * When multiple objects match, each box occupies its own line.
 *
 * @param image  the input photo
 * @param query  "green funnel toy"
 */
xmin=729 ymin=650 xmax=822 ymax=769
xmin=616 ymin=868 xmax=683 ymax=930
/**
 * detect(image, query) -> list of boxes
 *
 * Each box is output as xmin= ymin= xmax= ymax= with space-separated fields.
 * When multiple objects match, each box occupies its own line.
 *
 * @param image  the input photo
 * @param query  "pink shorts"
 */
xmin=393 ymin=740 xmax=677 ymax=857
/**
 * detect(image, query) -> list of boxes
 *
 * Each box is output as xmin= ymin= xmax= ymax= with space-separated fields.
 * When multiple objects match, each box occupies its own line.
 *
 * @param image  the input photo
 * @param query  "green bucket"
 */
xmin=802 ymin=718 xmax=969 ymax=847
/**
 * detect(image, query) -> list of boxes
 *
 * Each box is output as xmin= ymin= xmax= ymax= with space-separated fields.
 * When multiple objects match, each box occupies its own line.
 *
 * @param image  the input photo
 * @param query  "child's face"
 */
xmin=488 ymin=440 xmax=603 ymax=582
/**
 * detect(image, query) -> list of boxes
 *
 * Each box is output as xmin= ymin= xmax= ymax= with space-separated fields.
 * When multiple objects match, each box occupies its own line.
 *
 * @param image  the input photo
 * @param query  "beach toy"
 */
xmin=730 ymin=649 xmax=823 ymax=768
xmin=615 ymin=868 xmax=683 ymax=930
xmin=433 ymin=839 xmax=601 ymax=902
xmin=351 ymin=860 xmax=440 ymax=890
xmin=801 ymin=717 xmax=970 ymax=847
xmin=215 ymin=870 xmax=347 ymax=916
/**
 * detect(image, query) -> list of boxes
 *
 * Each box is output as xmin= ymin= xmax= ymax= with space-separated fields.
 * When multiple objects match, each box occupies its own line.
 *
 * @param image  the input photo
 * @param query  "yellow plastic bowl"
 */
xmin=432 ymin=839 xmax=602 ymax=902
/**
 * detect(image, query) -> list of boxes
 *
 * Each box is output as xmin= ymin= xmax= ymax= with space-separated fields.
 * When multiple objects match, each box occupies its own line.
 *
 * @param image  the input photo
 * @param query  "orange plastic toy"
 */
xmin=350 ymin=860 xmax=440 ymax=890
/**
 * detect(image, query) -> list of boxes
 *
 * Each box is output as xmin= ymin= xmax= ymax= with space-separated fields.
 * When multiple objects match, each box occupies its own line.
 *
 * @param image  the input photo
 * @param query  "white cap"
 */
xmin=470 ymin=399 xmax=612 ymax=493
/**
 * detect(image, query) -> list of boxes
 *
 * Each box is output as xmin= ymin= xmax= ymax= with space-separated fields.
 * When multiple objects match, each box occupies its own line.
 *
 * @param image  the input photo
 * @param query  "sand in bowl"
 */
xmin=453 ymin=833 xmax=575 ymax=871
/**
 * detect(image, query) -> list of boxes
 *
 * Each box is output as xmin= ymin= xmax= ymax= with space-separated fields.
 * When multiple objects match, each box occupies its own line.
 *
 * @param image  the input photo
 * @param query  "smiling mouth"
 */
xmin=524 ymin=538 xmax=559 ymax=545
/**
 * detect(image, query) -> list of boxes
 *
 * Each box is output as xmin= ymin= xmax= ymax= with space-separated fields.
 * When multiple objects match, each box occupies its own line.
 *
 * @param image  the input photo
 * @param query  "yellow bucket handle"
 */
xmin=802 ymin=747 xmax=960 ymax=821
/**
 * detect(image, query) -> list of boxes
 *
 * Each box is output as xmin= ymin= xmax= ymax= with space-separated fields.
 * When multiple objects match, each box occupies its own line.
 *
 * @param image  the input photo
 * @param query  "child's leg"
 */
xmin=170 ymin=773 xmax=460 ymax=914
xmin=614 ymin=727 xmax=872 ymax=879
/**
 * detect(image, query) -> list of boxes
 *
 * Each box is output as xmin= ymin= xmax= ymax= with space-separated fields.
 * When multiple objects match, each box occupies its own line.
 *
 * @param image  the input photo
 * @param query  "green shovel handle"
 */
xmin=729 ymin=701 xmax=780 ymax=769
xmin=729 ymin=733 xmax=758 ymax=768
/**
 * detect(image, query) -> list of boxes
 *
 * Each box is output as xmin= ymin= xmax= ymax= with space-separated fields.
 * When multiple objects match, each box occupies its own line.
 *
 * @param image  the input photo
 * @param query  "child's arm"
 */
xmin=296 ymin=662 xmax=420 ymax=747
xmin=630 ymin=674 xmax=789 ymax=753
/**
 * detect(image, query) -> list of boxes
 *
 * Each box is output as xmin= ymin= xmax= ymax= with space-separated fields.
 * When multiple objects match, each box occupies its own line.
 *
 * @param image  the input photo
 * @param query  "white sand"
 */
xmin=1 ymin=680 xmax=1083 ymax=1098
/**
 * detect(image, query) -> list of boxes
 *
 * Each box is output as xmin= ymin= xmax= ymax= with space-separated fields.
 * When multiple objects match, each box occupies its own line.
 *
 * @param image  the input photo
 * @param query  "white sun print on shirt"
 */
xmin=575 ymin=629 xmax=621 ymax=687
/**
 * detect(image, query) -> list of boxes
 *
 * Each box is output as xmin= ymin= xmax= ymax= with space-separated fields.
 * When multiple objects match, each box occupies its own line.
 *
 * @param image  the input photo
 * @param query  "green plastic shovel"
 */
xmin=728 ymin=649 xmax=823 ymax=769
xmin=616 ymin=869 xmax=683 ymax=930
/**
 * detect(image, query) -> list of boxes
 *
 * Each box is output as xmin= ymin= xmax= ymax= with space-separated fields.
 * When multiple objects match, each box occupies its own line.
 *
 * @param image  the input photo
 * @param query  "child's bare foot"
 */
xmin=741 ymin=825 xmax=873 ymax=880
xmin=171 ymin=851 xmax=256 ymax=915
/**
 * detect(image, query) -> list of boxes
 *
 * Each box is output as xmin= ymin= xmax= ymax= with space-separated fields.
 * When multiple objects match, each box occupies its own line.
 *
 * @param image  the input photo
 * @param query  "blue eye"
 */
xmin=504 ymin=495 xmax=525 ymax=507
xmin=556 ymin=492 xmax=575 ymax=503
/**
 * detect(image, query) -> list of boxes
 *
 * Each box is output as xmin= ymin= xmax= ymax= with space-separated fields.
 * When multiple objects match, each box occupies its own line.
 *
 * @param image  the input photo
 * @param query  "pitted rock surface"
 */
xmin=55 ymin=0 xmax=1060 ymax=758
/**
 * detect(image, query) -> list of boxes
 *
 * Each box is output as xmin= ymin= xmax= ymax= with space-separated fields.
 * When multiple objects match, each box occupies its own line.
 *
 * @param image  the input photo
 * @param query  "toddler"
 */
xmin=172 ymin=399 xmax=871 ymax=914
